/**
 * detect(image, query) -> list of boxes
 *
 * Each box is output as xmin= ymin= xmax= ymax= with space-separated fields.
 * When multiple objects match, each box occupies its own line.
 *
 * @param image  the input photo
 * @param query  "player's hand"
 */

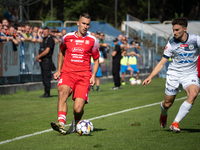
xmin=53 ymin=71 xmax=60 ymax=80
xmin=90 ymin=75 xmax=96 ymax=86
xmin=142 ymin=78 xmax=151 ymax=87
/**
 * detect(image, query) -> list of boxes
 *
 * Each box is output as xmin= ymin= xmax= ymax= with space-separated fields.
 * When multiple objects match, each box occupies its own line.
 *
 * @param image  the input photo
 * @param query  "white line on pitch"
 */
xmin=0 ymin=96 xmax=188 ymax=145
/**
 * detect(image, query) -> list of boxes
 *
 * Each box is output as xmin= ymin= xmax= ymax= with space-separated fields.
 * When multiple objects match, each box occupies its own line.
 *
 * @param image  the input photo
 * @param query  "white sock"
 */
xmin=173 ymin=101 xmax=193 ymax=123
xmin=161 ymin=101 xmax=168 ymax=117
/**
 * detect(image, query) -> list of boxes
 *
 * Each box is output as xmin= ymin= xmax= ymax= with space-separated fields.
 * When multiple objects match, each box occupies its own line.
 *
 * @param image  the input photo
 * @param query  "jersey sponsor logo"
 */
xmin=180 ymin=44 xmax=188 ymax=47
xmin=71 ymin=59 xmax=84 ymax=63
xmin=85 ymin=40 xmax=90 ymax=44
xmin=164 ymin=46 xmax=168 ymax=50
xmin=72 ymin=47 xmax=84 ymax=53
xmin=71 ymin=54 xmax=83 ymax=59
xmin=189 ymin=44 xmax=194 ymax=50
xmin=177 ymin=53 xmax=194 ymax=63
xmin=75 ymin=40 xmax=84 ymax=43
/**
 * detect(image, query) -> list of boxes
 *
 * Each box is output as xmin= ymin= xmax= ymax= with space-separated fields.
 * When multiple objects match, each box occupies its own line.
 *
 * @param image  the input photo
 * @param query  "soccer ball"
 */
xmin=76 ymin=120 xmax=93 ymax=136
xmin=131 ymin=80 xmax=136 ymax=85
xmin=136 ymin=79 xmax=141 ymax=85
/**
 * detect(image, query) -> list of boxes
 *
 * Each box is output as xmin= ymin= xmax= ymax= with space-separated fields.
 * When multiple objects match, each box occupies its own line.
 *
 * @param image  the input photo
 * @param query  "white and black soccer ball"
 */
xmin=76 ymin=120 xmax=93 ymax=136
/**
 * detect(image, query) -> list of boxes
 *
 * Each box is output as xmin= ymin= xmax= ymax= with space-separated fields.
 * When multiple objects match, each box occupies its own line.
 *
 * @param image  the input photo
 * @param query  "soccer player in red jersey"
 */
xmin=51 ymin=13 xmax=100 ymax=135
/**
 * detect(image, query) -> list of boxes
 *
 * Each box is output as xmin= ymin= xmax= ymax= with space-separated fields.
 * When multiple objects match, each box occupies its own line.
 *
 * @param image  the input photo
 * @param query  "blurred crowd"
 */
xmin=0 ymin=7 xmax=68 ymax=46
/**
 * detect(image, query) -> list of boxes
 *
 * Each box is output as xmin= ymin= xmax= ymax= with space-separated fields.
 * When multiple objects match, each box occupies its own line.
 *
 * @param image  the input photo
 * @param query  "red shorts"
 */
xmin=57 ymin=73 xmax=90 ymax=102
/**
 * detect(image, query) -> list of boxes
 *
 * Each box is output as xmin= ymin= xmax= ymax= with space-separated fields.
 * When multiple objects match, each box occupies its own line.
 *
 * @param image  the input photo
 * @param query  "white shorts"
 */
xmin=165 ymin=74 xmax=199 ymax=96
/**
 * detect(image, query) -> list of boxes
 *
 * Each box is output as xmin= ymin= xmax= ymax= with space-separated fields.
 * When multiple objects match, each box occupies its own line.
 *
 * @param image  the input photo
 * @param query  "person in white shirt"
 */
xmin=143 ymin=17 xmax=200 ymax=132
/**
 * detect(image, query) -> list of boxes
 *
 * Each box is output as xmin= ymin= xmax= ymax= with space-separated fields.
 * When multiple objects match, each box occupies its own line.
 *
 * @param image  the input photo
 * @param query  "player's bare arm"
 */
xmin=90 ymin=58 xmax=99 ymax=86
xmin=53 ymin=49 xmax=65 ymax=80
xmin=143 ymin=57 xmax=168 ymax=87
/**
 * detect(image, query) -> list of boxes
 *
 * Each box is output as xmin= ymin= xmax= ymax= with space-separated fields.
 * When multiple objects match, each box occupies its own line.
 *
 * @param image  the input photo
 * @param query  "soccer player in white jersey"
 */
xmin=143 ymin=17 xmax=200 ymax=132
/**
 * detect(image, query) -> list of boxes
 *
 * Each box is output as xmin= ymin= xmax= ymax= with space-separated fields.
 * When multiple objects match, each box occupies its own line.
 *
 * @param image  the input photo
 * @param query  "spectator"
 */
xmin=61 ymin=29 xmax=67 ymax=36
xmin=36 ymin=27 xmax=55 ymax=98
xmin=130 ymin=36 xmax=141 ymax=54
xmin=11 ymin=9 xmax=19 ymax=26
xmin=21 ymin=25 xmax=25 ymax=32
xmin=120 ymin=50 xmax=133 ymax=85
xmin=1 ymin=25 xmax=8 ymax=36
xmin=111 ymin=37 xmax=121 ymax=90
xmin=91 ymin=32 xmax=95 ymax=36
xmin=3 ymin=7 xmax=13 ymax=22
xmin=50 ymin=27 xmax=59 ymax=43
xmin=33 ymin=26 xmax=39 ymax=33
xmin=24 ymin=24 xmax=32 ymax=41
xmin=128 ymin=51 xmax=140 ymax=80
xmin=2 ymin=18 xmax=9 ymax=27
xmin=111 ymin=34 xmax=123 ymax=47
xmin=0 ymin=26 xmax=9 ymax=42
xmin=99 ymin=32 xmax=110 ymax=58
xmin=8 ymin=26 xmax=19 ymax=46
xmin=0 ymin=23 xmax=2 ymax=31
xmin=38 ymin=27 xmax=44 ymax=38
xmin=121 ymin=35 xmax=130 ymax=51
xmin=31 ymin=26 xmax=43 ymax=43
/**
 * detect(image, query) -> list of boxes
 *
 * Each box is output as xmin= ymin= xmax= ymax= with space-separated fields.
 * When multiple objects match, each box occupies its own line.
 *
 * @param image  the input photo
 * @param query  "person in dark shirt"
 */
xmin=36 ymin=27 xmax=55 ymax=98
xmin=111 ymin=37 xmax=121 ymax=90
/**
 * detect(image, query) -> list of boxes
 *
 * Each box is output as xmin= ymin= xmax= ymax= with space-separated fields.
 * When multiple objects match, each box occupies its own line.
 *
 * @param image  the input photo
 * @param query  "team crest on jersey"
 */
xmin=70 ymin=39 xmax=73 ymax=42
xmin=189 ymin=44 xmax=194 ymax=50
xmin=85 ymin=40 xmax=90 ymax=44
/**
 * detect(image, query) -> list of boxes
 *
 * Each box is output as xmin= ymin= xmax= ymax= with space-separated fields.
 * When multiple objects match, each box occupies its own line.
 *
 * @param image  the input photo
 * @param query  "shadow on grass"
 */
xmin=49 ymin=95 xmax=58 ymax=98
xmin=164 ymin=128 xmax=200 ymax=133
xmin=93 ymin=128 xmax=107 ymax=132
xmin=180 ymin=128 xmax=200 ymax=132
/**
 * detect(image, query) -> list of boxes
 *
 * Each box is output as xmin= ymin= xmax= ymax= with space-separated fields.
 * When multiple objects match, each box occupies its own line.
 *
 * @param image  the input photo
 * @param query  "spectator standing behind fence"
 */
xmin=111 ymin=37 xmax=122 ymax=90
xmin=8 ymin=26 xmax=18 ymax=46
xmin=99 ymin=32 xmax=110 ymax=58
xmin=2 ymin=18 xmax=9 ymax=27
xmin=129 ymin=51 xmax=140 ymax=80
xmin=36 ymin=27 xmax=55 ymax=98
xmin=130 ymin=36 xmax=141 ymax=54
xmin=24 ymin=24 xmax=32 ymax=41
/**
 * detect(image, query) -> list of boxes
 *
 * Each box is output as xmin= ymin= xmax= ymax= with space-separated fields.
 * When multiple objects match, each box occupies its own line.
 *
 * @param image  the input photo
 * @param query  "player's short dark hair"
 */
xmin=43 ymin=27 xmax=49 ymax=31
xmin=172 ymin=17 xmax=188 ymax=27
xmin=79 ymin=13 xmax=91 ymax=20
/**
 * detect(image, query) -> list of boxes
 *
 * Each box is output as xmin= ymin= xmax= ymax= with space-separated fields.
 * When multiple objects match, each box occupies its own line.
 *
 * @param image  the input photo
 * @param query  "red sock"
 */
xmin=58 ymin=111 xmax=67 ymax=125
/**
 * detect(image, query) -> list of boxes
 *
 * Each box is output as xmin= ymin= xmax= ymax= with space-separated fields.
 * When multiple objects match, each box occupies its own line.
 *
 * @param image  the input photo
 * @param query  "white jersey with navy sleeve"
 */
xmin=163 ymin=33 xmax=200 ymax=75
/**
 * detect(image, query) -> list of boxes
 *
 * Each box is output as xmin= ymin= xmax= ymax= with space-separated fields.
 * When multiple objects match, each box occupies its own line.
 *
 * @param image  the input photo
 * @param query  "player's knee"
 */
xmin=188 ymin=90 xmax=198 ymax=99
xmin=163 ymin=102 xmax=173 ymax=108
xmin=74 ymin=107 xmax=83 ymax=114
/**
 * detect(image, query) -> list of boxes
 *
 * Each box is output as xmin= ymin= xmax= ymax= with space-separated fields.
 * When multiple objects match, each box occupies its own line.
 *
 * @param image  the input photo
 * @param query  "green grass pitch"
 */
xmin=0 ymin=78 xmax=200 ymax=150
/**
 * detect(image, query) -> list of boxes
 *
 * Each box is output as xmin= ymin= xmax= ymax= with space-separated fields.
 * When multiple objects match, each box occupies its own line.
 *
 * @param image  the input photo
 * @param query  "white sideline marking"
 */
xmin=0 ymin=96 xmax=188 ymax=145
